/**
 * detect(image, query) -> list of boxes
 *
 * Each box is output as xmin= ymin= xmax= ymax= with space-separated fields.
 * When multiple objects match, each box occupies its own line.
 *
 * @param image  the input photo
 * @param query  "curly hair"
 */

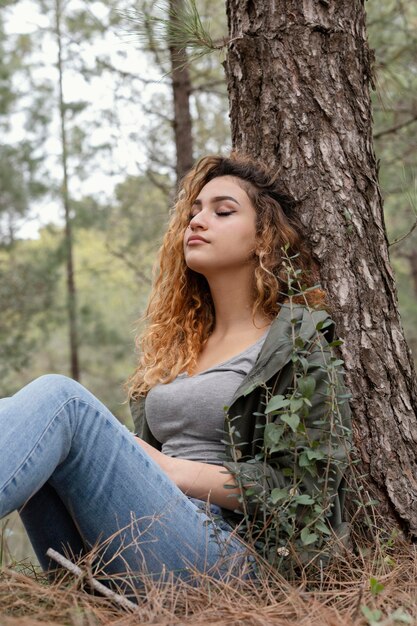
xmin=127 ymin=152 xmax=327 ymax=399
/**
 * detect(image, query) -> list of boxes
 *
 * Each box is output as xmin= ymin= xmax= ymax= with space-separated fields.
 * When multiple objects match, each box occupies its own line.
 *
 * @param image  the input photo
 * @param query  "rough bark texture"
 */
xmin=169 ymin=0 xmax=194 ymax=185
xmin=224 ymin=0 xmax=417 ymax=533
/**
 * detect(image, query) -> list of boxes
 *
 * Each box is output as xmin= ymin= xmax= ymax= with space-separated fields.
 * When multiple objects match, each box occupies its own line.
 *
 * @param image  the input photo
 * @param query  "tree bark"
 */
xmin=55 ymin=0 xmax=80 ymax=382
xmin=168 ymin=0 xmax=194 ymax=186
xmin=224 ymin=0 xmax=417 ymax=534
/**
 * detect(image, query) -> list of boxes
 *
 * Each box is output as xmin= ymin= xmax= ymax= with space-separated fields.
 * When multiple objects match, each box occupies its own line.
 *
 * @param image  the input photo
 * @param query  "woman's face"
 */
xmin=183 ymin=175 xmax=257 ymax=277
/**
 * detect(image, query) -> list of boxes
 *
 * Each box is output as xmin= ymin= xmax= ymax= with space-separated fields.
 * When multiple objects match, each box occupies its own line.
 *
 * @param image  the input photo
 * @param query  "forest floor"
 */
xmin=1 ymin=534 xmax=417 ymax=626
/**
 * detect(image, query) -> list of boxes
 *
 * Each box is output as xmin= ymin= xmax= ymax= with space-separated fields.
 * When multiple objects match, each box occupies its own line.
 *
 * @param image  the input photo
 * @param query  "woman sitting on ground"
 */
xmin=0 ymin=152 xmax=351 ymax=597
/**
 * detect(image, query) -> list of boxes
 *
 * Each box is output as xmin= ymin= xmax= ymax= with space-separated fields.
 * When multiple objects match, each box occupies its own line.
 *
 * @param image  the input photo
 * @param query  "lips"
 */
xmin=187 ymin=235 xmax=209 ymax=244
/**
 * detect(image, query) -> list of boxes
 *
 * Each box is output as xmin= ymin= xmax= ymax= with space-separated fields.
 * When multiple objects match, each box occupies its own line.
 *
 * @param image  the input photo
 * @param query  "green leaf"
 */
xmin=316 ymin=319 xmax=334 ymax=331
xmin=370 ymin=577 xmax=384 ymax=596
xmin=300 ymin=527 xmax=319 ymax=545
xmin=365 ymin=499 xmax=380 ymax=507
xmin=314 ymin=520 xmax=332 ymax=535
xmin=270 ymin=488 xmax=289 ymax=504
xmin=306 ymin=449 xmax=326 ymax=461
xmin=328 ymin=339 xmax=344 ymax=347
xmin=265 ymin=395 xmax=291 ymax=413
xmin=360 ymin=606 xmax=382 ymax=623
xmin=295 ymin=494 xmax=315 ymax=505
xmin=294 ymin=336 xmax=305 ymax=349
xmin=290 ymin=397 xmax=304 ymax=412
xmin=264 ymin=422 xmax=285 ymax=445
xmin=298 ymin=375 xmax=316 ymax=399
xmin=299 ymin=449 xmax=324 ymax=468
xmin=270 ymin=443 xmax=289 ymax=453
xmin=281 ymin=413 xmax=300 ymax=432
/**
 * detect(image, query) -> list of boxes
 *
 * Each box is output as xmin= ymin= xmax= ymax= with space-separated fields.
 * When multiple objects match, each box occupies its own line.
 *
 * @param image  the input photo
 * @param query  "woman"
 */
xmin=0 ymin=153 xmax=351 ymax=596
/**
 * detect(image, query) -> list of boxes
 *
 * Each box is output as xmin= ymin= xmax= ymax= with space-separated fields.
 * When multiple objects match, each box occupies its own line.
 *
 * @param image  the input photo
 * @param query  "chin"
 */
xmin=184 ymin=255 xmax=207 ymax=274
xmin=186 ymin=262 xmax=209 ymax=277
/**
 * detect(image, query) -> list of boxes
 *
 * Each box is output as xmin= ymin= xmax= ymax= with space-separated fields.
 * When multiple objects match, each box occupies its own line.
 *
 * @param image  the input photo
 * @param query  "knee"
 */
xmin=29 ymin=374 xmax=83 ymax=400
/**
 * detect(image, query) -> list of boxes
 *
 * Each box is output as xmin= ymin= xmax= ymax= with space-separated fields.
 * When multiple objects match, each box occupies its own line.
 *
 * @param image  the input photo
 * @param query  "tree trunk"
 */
xmin=168 ymin=0 xmax=194 ymax=185
xmin=224 ymin=0 xmax=417 ymax=534
xmin=55 ymin=0 xmax=80 ymax=382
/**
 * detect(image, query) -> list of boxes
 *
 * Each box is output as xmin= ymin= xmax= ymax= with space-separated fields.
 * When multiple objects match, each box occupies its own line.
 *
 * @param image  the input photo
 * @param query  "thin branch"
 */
xmin=96 ymin=58 xmax=170 ymax=85
xmin=142 ymin=103 xmax=173 ymax=123
xmin=146 ymin=151 xmax=177 ymax=172
xmin=373 ymin=105 xmax=414 ymax=113
xmin=123 ymin=0 xmax=228 ymax=69
xmin=351 ymin=582 xmax=365 ymax=623
xmin=46 ymin=548 xmax=139 ymax=612
xmin=105 ymin=245 xmax=152 ymax=285
xmin=147 ymin=169 xmax=173 ymax=197
xmin=389 ymin=216 xmax=417 ymax=247
xmin=191 ymin=79 xmax=227 ymax=93
xmin=374 ymin=115 xmax=417 ymax=140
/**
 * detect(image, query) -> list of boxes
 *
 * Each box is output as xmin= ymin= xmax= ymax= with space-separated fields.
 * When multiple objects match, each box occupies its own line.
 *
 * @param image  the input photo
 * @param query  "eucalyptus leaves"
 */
xmin=224 ymin=251 xmax=352 ymax=571
xmin=262 ymin=314 xmax=351 ymax=562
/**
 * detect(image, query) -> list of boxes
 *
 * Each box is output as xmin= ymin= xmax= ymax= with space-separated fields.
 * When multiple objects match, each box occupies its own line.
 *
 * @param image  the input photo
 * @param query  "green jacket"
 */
xmin=130 ymin=304 xmax=352 ymax=562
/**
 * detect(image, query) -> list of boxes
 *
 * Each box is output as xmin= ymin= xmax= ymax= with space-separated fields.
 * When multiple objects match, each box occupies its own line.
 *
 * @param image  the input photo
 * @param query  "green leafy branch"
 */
xmin=122 ymin=0 xmax=230 ymax=67
xmin=224 ymin=246 xmax=353 ymax=571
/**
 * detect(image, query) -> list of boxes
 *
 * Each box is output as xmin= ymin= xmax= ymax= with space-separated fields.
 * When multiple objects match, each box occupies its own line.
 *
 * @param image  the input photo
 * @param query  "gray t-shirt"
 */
xmin=145 ymin=333 xmax=267 ymax=465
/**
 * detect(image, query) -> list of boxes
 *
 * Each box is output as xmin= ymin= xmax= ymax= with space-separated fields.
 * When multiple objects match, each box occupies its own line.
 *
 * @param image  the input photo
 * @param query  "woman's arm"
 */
xmin=134 ymin=436 xmax=243 ymax=510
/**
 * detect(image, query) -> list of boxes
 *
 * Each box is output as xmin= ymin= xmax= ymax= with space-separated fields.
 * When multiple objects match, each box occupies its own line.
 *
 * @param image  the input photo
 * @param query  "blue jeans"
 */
xmin=0 ymin=375 xmax=254 ymax=596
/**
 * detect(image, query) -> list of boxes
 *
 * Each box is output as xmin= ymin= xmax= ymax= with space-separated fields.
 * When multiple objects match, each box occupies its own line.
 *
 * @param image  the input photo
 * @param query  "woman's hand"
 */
xmin=134 ymin=436 xmax=243 ymax=511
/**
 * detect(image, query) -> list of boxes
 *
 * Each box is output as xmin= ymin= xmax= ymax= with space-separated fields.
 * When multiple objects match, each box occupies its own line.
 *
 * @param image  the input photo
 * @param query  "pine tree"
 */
xmin=224 ymin=0 xmax=417 ymax=533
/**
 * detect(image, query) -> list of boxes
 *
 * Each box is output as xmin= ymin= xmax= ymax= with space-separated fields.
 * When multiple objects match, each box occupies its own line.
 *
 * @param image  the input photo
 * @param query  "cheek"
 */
xmin=240 ymin=223 xmax=257 ymax=249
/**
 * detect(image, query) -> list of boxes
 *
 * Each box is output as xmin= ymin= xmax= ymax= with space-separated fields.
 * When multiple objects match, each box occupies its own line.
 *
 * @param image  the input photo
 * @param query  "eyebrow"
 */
xmin=192 ymin=195 xmax=241 ymax=207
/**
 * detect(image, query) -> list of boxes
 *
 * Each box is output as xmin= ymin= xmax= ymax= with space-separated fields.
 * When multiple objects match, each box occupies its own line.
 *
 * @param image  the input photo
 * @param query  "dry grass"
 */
xmin=1 ymin=534 xmax=417 ymax=626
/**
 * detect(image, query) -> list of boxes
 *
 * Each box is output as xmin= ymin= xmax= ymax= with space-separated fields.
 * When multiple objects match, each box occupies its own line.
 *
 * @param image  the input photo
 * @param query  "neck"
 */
xmin=205 ymin=265 xmax=270 ymax=337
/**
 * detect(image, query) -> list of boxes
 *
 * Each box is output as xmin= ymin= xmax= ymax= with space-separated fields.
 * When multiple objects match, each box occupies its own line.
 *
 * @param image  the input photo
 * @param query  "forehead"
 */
xmin=196 ymin=175 xmax=251 ymax=201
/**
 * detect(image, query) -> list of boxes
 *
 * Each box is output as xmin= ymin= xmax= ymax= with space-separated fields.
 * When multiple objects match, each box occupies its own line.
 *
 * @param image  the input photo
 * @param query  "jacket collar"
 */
xmin=229 ymin=304 xmax=332 ymax=404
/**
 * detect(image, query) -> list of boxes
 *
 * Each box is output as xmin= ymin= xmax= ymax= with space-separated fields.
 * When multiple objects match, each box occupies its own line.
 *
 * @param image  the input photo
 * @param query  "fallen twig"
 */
xmin=46 ymin=548 xmax=139 ymax=613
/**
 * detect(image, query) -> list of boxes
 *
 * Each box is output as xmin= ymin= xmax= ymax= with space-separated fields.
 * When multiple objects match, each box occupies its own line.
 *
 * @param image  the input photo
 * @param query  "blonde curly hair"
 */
xmin=127 ymin=152 xmax=327 ymax=398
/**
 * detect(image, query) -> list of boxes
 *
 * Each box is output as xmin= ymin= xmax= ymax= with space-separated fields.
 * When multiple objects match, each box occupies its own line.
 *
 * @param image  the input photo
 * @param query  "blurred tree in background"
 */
xmin=0 ymin=1 xmax=59 ymax=382
xmin=370 ymin=2 xmax=417 ymax=357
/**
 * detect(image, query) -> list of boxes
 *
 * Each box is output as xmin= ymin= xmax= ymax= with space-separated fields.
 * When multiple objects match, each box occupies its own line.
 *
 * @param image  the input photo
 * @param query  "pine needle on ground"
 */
xmin=1 ymin=536 xmax=417 ymax=626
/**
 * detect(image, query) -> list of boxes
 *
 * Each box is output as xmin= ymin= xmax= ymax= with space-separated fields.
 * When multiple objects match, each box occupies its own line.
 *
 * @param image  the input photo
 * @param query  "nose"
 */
xmin=189 ymin=210 xmax=208 ymax=231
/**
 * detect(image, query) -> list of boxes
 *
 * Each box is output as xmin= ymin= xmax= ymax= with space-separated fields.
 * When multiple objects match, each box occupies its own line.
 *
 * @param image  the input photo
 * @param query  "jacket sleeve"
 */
xmin=222 ymin=335 xmax=352 ymax=527
xmin=129 ymin=395 xmax=162 ymax=451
